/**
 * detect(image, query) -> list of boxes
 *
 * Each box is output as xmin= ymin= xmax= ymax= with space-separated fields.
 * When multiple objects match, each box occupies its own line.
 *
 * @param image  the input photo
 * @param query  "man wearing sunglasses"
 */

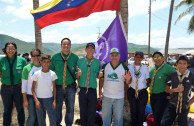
xmin=149 ymin=52 xmax=175 ymax=126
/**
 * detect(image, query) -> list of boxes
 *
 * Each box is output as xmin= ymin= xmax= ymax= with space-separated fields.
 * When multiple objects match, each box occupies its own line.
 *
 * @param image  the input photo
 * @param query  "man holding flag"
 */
xmin=94 ymin=14 xmax=129 ymax=126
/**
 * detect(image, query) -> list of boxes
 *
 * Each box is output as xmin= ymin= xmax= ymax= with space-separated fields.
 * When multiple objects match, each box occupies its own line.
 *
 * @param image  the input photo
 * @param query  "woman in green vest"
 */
xmin=0 ymin=42 xmax=26 ymax=126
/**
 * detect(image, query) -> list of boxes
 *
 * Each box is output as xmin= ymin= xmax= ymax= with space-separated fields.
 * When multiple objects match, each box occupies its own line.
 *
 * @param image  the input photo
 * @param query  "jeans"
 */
xmin=102 ymin=96 xmax=124 ymax=126
xmin=150 ymin=92 xmax=168 ymax=126
xmin=160 ymin=103 xmax=189 ymax=126
xmin=26 ymin=94 xmax=38 ymax=126
xmin=189 ymin=68 xmax=194 ymax=74
xmin=1 ymin=85 xmax=25 ymax=126
xmin=36 ymin=97 xmax=56 ymax=126
xmin=79 ymin=87 xmax=97 ymax=126
xmin=127 ymin=87 xmax=148 ymax=126
xmin=56 ymin=82 xmax=76 ymax=126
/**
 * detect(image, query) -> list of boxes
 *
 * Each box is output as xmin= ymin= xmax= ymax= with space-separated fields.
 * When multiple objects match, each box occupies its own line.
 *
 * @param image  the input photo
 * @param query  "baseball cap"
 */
xmin=134 ymin=51 xmax=144 ymax=57
xmin=86 ymin=43 xmax=95 ymax=49
xmin=110 ymin=48 xmax=120 ymax=54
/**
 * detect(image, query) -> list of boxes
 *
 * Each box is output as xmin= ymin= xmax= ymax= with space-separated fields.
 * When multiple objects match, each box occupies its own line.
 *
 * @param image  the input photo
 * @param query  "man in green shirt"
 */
xmin=149 ymin=52 xmax=175 ymax=126
xmin=50 ymin=38 xmax=79 ymax=126
xmin=76 ymin=43 xmax=103 ymax=126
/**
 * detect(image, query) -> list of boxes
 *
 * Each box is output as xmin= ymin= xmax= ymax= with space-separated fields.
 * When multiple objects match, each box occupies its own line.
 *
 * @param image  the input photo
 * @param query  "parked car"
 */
xmin=128 ymin=57 xmax=135 ymax=65
xmin=128 ymin=57 xmax=149 ymax=66
xmin=141 ymin=59 xmax=149 ymax=66
xmin=167 ymin=57 xmax=177 ymax=66
xmin=0 ymin=54 xmax=5 ymax=59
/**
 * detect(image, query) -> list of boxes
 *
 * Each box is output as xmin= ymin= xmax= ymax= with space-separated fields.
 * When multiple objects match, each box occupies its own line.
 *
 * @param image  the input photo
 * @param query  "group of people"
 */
xmin=0 ymin=38 xmax=194 ymax=126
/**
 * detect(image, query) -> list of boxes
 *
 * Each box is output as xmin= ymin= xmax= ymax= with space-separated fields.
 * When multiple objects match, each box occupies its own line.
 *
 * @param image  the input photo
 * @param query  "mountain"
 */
xmin=127 ymin=43 xmax=158 ymax=53
xmin=0 ymin=34 xmax=158 ymax=56
xmin=0 ymin=34 xmax=54 ymax=55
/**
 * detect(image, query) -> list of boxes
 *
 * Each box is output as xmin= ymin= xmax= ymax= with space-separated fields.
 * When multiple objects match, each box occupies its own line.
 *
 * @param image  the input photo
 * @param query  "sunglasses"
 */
xmin=31 ymin=54 xmax=41 ymax=57
xmin=6 ymin=48 xmax=16 ymax=51
xmin=153 ymin=56 xmax=162 ymax=60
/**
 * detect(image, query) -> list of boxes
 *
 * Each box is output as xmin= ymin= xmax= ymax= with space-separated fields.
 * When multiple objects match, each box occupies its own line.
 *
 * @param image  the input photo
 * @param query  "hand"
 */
xmin=122 ymin=70 xmax=132 ymax=82
xmin=175 ymin=85 xmax=184 ymax=93
xmin=76 ymin=86 xmax=80 ymax=95
xmin=98 ymin=69 xmax=104 ymax=78
xmin=23 ymin=100 xmax=28 ymax=108
xmin=99 ymin=90 xmax=104 ymax=100
xmin=52 ymin=101 xmax=56 ymax=110
xmin=35 ymin=100 xmax=41 ymax=109
xmin=77 ymin=67 xmax=82 ymax=77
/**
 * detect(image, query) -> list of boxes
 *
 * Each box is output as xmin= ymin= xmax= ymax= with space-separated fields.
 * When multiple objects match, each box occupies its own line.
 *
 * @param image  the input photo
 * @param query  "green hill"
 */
xmin=0 ymin=34 xmax=158 ymax=56
xmin=0 ymin=34 xmax=54 ymax=55
xmin=127 ymin=43 xmax=158 ymax=53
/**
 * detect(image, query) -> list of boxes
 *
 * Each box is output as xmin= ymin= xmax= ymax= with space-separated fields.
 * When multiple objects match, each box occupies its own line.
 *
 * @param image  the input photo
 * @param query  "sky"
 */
xmin=0 ymin=0 xmax=193 ymax=49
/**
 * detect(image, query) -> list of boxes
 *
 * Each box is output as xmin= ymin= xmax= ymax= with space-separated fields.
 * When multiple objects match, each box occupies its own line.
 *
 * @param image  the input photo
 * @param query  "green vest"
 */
xmin=150 ymin=64 xmax=175 ymax=93
xmin=0 ymin=56 xmax=26 ymax=85
xmin=77 ymin=57 xmax=101 ymax=88
xmin=50 ymin=52 xmax=79 ymax=85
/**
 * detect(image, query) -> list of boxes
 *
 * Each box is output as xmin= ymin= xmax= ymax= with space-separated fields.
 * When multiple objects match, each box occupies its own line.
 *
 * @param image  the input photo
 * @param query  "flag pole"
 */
xmin=148 ymin=0 xmax=151 ymax=58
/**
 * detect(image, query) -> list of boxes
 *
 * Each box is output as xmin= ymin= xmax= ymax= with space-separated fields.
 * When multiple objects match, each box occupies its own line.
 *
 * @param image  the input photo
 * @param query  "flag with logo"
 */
xmin=31 ymin=0 xmax=120 ymax=29
xmin=94 ymin=14 xmax=128 ymax=66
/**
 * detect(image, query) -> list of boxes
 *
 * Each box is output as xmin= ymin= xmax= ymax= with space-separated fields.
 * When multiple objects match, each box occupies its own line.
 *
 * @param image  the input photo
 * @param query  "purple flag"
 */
xmin=94 ymin=14 xmax=128 ymax=66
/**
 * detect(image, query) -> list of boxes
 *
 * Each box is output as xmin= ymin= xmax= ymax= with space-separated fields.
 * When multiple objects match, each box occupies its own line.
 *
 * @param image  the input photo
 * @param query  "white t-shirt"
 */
xmin=22 ymin=63 xmax=42 ymax=95
xmin=128 ymin=64 xmax=149 ymax=90
xmin=31 ymin=70 xmax=57 ymax=98
xmin=103 ymin=63 xmax=128 ymax=99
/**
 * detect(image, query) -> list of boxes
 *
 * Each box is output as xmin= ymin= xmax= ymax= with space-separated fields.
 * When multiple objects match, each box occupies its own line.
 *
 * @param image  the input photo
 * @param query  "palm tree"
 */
xmin=33 ymin=0 xmax=43 ymax=52
xmin=175 ymin=0 xmax=194 ymax=33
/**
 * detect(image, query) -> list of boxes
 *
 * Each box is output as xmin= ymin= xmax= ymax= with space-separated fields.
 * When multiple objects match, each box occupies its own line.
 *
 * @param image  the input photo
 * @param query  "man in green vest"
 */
xmin=50 ymin=38 xmax=79 ymax=126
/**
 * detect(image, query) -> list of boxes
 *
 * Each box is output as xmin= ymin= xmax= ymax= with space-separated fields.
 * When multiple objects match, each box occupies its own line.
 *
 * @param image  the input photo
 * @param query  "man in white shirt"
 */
xmin=99 ymin=48 xmax=131 ymax=126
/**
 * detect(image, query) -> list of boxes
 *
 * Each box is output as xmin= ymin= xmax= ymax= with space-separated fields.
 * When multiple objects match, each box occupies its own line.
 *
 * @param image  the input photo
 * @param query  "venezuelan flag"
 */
xmin=31 ymin=0 xmax=120 ymax=29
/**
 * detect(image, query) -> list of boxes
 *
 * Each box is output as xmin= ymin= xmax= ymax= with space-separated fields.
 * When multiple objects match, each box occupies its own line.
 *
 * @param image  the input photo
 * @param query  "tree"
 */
xmin=175 ymin=0 xmax=194 ymax=33
xmin=33 ymin=0 xmax=43 ymax=52
xmin=117 ymin=0 xmax=130 ymax=125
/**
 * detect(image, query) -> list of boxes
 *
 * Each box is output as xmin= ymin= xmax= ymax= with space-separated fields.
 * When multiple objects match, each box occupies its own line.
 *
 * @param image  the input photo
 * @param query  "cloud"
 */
xmin=9 ymin=19 xmax=17 ymax=23
xmin=152 ymin=0 xmax=170 ymax=13
xmin=5 ymin=0 xmax=51 ymax=20
xmin=169 ymin=35 xmax=194 ymax=48
xmin=0 ymin=0 xmax=14 ymax=4
xmin=5 ymin=6 xmax=16 ymax=13
xmin=179 ymin=14 xmax=193 ymax=22
xmin=0 ymin=20 xmax=2 ymax=26
xmin=13 ymin=0 xmax=33 ymax=19
xmin=128 ymin=0 xmax=170 ymax=18
xmin=128 ymin=29 xmax=194 ymax=48
xmin=41 ymin=30 xmax=98 ymax=43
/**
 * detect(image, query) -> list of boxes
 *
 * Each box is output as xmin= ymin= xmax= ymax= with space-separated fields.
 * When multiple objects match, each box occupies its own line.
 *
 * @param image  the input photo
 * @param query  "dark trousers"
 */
xmin=56 ymin=82 xmax=76 ymax=126
xmin=150 ymin=92 xmax=168 ymax=126
xmin=127 ymin=87 xmax=148 ymax=126
xmin=1 ymin=85 xmax=25 ymax=126
xmin=79 ymin=87 xmax=97 ymax=126
xmin=161 ymin=103 xmax=189 ymax=126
